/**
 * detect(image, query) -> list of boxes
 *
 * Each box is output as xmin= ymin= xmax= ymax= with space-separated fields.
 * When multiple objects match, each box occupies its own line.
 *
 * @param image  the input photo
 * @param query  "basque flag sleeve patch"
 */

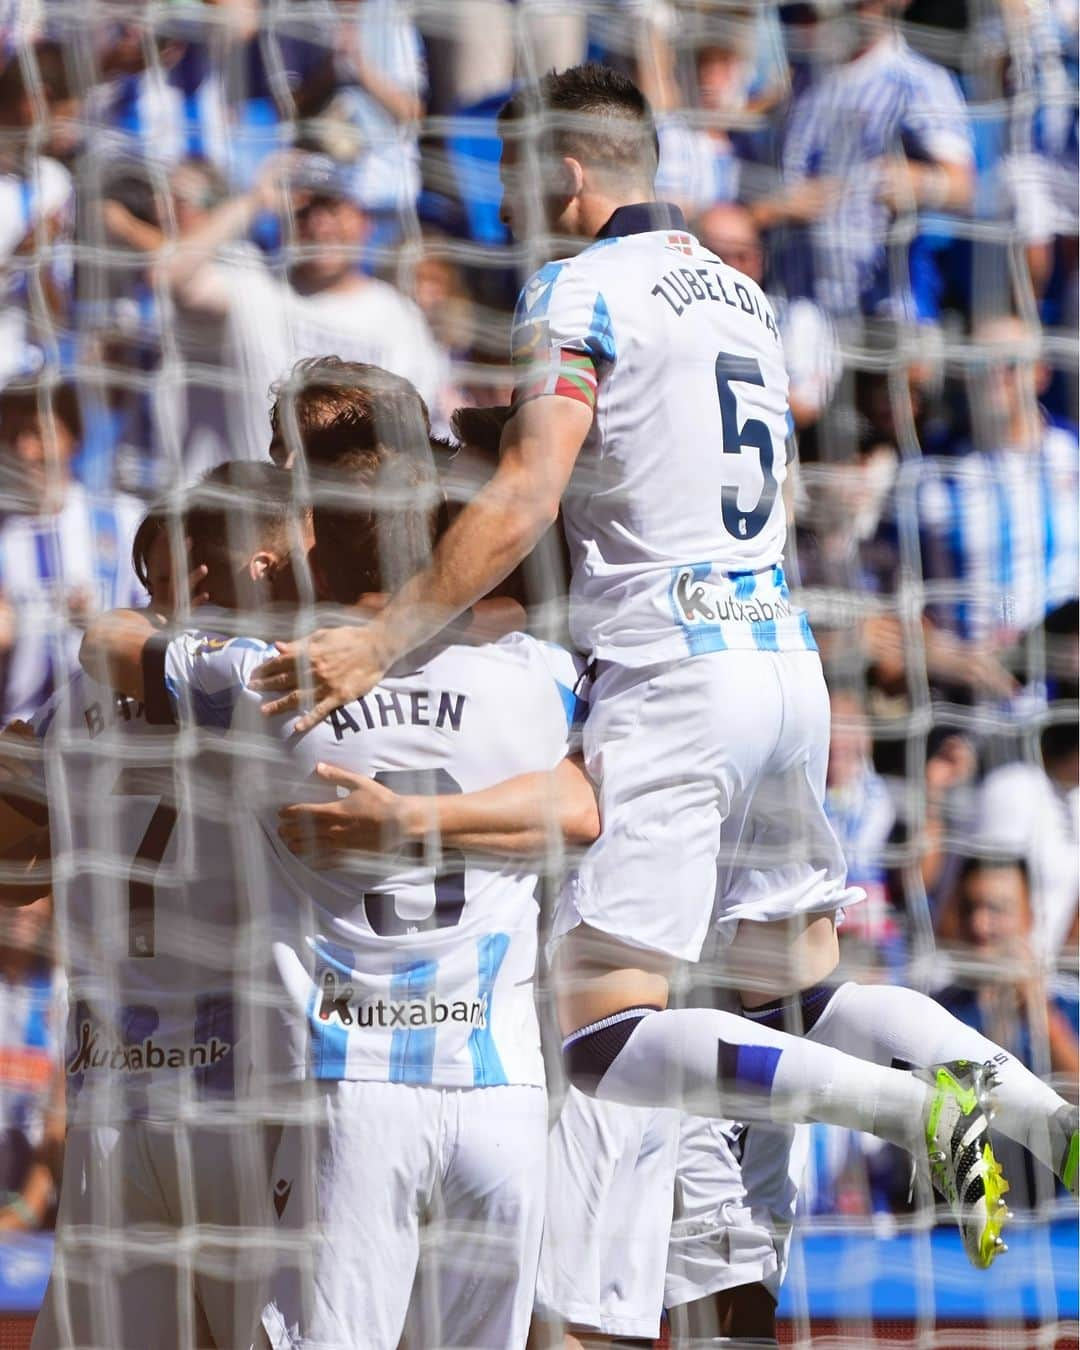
xmin=513 ymin=347 xmax=600 ymax=411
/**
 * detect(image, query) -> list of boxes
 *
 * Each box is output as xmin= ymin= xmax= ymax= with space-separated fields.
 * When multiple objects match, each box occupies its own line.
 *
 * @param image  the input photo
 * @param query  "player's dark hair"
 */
xmin=498 ymin=63 xmax=659 ymax=178
xmin=184 ymin=461 xmax=301 ymax=594
xmin=131 ymin=502 xmax=168 ymax=594
xmin=268 ymin=357 xmax=431 ymax=470
xmin=1040 ymin=719 xmax=1078 ymax=768
xmin=956 ymin=854 xmax=1030 ymax=891
xmin=311 ymin=445 xmax=440 ymax=605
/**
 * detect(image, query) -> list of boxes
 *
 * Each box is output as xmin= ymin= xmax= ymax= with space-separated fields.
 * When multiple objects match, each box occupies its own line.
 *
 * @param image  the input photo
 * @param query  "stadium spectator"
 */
xmin=96 ymin=155 xmax=266 ymax=481
xmin=934 ymin=855 xmax=1079 ymax=1206
xmin=936 ymin=857 xmax=1079 ymax=1076
xmin=0 ymin=380 xmax=144 ymax=721
xmin=917 ymin=728 xmax=978 ymax=908
xmin=82 ymin=7 xmax=262 ymax=183
xmin=695 ymin=201 xmax=840 ymax=430
xmin=0 ymin=893 xmax=64 ymax=1234
xmin=149 ymin=150 xmax=449 ymax=460
xmin=758 ymin=0 xmax=974 ymax=321
xmin=973 ymin=722 xmax=1079 ymax=962
xmin=0 ymin=42 xmax=77 ymax=382
xmin=648 ymin=27 xmax=757 ymax=218
xmin=824 ymin=688 xmax=898 ymax=969
xmin=421 ymin=0 xmax=587 ymax=115
xmin=906 ymin=314 xmax=1079 ymax=697
xmin=277 ymin=0 xmax=427 ymax=218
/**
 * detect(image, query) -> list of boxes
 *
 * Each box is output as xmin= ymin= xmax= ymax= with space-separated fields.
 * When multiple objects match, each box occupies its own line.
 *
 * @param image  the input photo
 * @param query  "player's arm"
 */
xmin=252 ymin=393 xmax=592 ymax=730
xmin=78 ymin=608 xmax=160 ymax=702
xmin=0 ymin=721 xmax=51 ymax=907
xmin=277 ymin=753 xmax=599 ymax=864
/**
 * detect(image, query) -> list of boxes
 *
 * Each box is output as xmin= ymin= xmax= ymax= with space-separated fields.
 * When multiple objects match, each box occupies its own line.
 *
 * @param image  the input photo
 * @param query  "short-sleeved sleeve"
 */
xmin=152 ymin=633 xmax=277 ymax=731
xmin=900 ymin=60 xmax=973 ymax=167
xmin=533 ymin=640 xmax=590 ymax=754
xmin=510 ymin=259 xmax=617 ymax=412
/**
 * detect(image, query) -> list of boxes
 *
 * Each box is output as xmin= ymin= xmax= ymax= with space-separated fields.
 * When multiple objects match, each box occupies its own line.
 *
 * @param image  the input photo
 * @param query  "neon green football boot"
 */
xmin=917 ymin=1060 xmax=1011 ymax=1270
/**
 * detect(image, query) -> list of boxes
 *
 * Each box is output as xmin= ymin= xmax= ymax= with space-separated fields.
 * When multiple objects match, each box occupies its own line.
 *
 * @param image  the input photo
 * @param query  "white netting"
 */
xmin=0 ymin=2 xmax=1076 ymax=1348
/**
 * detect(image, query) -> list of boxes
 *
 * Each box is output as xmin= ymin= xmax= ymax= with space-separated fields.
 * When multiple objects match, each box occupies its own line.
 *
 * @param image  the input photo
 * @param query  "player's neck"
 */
xmin=577 ymin=190 xmax=655 ymax=241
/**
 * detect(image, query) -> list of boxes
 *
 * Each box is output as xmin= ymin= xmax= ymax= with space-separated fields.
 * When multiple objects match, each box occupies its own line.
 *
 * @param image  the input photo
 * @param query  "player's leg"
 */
xmin=531 ymin=1088 xmax=680 ymax=1347
xmin=745 ymin=973 xmax=1078 ymax=1189
xmin=552 ymin=654 xmax=1003 ymax=1264
xmin=32 ymin=1123 xmax=190 ymax=1350
xmin=169 ymin=1116 xmax=276 ymax=1350
xmin=665 ymin=1115 xmax=811 ymax=1350
xmin=261 ymin=1080 xmax=431 ymax=1350
xmin=405 ymin=1084 xmax=548 ymax=1349
xmin=728 ymin=655 xmax=1077 ymax=1192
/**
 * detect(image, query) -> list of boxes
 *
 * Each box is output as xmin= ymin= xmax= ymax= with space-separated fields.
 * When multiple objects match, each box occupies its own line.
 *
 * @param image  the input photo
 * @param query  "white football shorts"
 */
xmin=534 ymin=1089 xmax=679 ymax=1340
xmin=535 ymin=1091 xmax=809 ymax=1340
xmin=554 ymin=649 xmax=863 ymax=963
xmin=666 ymin=1114 xmax=810 ymax=1307
xmin=261 ymin=1079 xmax=547 ymax=1350
xmin=32 ymin=1116 xmax=273 ymax=1350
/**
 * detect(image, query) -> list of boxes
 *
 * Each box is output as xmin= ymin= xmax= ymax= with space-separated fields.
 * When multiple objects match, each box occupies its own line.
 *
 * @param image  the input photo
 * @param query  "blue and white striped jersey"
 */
xmin=780 ymin=33 xmax=972 ymax=316
xmin=35 ymin=669 xmax=248 ymax=1125
xmin=511 ymin=203 xmax=815 ymax=667
xmin=158 ymin=629 xmax=587 ymax=1090
xmin=0 ymin=484 xmax=145 ymax=722
xmin=908 ymin=424 xmax=1079 ymax=641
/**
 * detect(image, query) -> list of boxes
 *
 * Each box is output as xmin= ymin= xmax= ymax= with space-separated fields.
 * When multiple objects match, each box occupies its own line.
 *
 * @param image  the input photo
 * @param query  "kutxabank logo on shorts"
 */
xmin=65 ymin=1020 xmax=231 ymax=1075
xmin=315 ymin=968 xmax=488 ymax=1030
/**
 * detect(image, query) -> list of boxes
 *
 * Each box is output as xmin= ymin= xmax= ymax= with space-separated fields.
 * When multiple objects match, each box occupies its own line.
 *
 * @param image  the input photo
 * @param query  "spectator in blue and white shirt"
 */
xmin=909 ymin=315 xmax=1079 ymax=660
xmin=0 ymin=43 xmax=77 ymax=383
xmin=756 ymin=0 xmax=974 ymax=320
xmin=279 ymin=0 xmax=426 ymax=215
xmin=0 ymin=381 xmax=144 ymax=722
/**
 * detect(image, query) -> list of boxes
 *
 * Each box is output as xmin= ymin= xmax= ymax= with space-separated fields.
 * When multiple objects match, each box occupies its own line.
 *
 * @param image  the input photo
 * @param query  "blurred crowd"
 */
xmin=0 ymin=0 xmax=1076 ymax=1234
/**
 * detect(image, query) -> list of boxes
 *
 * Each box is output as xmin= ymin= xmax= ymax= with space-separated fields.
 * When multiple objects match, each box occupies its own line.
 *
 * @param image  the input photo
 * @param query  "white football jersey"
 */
xmin=156 ymin=629 xmax=586 ymax=1091
xmin=511 ymin=204 xmax=815 ymax=666
xmin=35 ymin=670 xmax=253 ymax=1124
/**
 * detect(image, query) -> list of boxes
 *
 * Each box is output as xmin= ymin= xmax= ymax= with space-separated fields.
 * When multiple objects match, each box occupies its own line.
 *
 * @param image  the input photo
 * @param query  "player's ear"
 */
xmin=248 ymin=550 xmax=276 ymax=584
xmin=559 ymin=156 xmax=585 ymax=200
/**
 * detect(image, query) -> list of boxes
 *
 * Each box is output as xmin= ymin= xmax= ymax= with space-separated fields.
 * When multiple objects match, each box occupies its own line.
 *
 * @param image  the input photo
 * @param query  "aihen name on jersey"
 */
xmin=326 ymin=686 xmax=467 ymax=742
xmin=317 ymin=968 xmax=488 ymax=1031
xmin=651 ymin=256 xmax=780 ymax=341
xmin=66 ymin=1019 xmax=232 ymax=1076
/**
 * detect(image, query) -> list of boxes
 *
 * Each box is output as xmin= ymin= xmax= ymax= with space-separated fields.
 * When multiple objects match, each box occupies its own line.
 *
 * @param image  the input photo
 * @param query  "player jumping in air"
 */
xmin=249 ymin=65 xmax=1078 ymax=1267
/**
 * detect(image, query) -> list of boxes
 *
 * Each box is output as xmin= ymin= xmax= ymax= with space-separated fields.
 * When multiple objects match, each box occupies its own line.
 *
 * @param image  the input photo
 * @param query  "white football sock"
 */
xmin=809 ymin=982 xmax=1073 ymax=1176
xmin=586 ymin=1006 xmax=928 ymax=1150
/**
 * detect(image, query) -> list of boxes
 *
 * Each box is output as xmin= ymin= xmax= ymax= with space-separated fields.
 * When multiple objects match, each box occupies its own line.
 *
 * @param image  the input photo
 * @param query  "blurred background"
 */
xmin=0 ymin=0 xmax=1075 ymax=1339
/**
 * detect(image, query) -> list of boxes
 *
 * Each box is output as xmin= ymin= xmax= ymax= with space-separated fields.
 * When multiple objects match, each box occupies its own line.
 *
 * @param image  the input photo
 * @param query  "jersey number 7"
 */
xmin=113 ymin=767 xmax=177 ymax=958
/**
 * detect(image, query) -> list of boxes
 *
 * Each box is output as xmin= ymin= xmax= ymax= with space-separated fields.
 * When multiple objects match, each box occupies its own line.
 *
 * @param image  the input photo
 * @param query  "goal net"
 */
xmin=0 ymin=2 xmax=1076 ymax=1348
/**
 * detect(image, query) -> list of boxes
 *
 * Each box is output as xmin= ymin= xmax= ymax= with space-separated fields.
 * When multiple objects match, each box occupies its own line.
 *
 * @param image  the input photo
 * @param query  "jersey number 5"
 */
xmin=362 ymin=769 xmax=466 ymax=937
xmin=716 ymin=351 xmax=779 ymax=542
xmin=113 ymin=768 xmax=177 ymax=959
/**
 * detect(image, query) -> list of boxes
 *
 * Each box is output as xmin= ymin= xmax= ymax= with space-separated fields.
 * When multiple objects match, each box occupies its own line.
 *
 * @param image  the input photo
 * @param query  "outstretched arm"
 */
xmin=79 ymin=608 xmax=160 ymax=702
xmin=0 ymin=721 xmax=51 ymax=906
xmin=277 ymin=754 xmax=599 ymax=864
xmin=252 ymin=394 xmax=592 ymax=729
